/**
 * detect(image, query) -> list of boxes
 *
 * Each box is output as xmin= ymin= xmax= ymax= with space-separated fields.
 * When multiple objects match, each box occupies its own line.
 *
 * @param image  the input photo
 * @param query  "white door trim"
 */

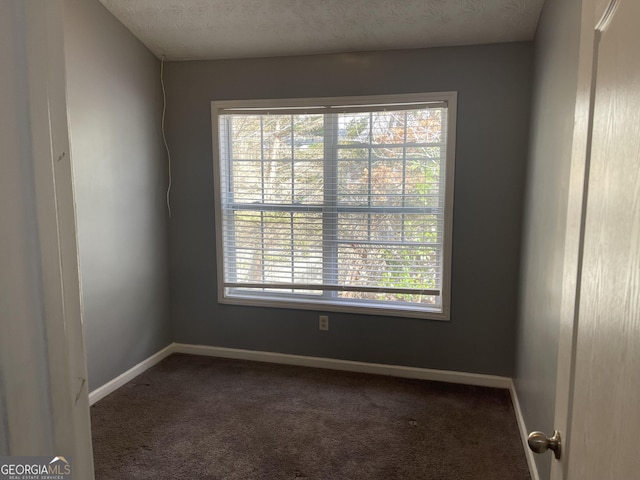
xmin=0 ymin=1 xmax=95 ymax=476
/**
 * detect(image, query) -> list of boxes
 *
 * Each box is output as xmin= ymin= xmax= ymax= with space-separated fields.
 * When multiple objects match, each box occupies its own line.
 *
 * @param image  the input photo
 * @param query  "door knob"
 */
xmin=527 ymin=430 xmax=561 ymax=459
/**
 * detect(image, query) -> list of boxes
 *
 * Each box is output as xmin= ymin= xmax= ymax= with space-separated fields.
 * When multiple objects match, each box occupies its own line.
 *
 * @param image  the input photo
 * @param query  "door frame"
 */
xmin=2 ymin=1 xmax=95 ymax=477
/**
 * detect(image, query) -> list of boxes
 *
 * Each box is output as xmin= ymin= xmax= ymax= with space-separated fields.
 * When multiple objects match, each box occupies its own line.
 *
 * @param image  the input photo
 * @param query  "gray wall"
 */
xmin=64 ymin=0 xmax=171 ymax=390
xmin=514 ymin=1 xmax=583 ymax=478
xmin=165 ymin=43 xmax=533 ymax=376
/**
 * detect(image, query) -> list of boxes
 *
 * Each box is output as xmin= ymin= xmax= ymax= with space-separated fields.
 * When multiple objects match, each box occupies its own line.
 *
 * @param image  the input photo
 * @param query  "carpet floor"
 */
xmin=91 ymin=353 xmax=531 ymax=479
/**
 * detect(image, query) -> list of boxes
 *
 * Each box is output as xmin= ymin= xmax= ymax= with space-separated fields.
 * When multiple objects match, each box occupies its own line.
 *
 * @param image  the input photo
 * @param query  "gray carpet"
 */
xmin=91 ymin=353 xmax=531 ymax=479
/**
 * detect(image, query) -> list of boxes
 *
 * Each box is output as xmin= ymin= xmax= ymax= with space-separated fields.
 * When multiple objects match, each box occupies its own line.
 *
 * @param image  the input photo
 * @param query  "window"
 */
xmin=212 ymin=93 xmax=456 ymax=319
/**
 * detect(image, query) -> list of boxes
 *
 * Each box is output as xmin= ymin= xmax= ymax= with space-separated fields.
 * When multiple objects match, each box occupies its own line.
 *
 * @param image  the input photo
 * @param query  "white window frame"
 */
xmin=211 ymin=92 xmax=456 ymax=320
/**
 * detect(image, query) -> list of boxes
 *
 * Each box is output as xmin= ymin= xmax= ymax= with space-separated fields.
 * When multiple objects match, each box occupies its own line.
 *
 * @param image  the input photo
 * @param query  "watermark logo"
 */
xmin=0 ymin=456 xmax=72 ymax=480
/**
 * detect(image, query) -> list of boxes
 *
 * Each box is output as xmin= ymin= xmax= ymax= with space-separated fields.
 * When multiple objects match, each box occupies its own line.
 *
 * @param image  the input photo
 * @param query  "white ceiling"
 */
xmin=99 ymin=0 xmax=544 ymax=61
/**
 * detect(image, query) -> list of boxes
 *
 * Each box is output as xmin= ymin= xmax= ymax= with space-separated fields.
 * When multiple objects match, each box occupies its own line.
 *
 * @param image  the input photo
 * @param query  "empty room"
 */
xmin=2 ymin=0 xmax=638 ymax=479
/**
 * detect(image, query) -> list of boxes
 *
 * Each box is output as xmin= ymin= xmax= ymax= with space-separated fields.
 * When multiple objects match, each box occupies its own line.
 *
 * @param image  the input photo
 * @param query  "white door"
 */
xmin=551 ymin=0 xmax=640 ymax=478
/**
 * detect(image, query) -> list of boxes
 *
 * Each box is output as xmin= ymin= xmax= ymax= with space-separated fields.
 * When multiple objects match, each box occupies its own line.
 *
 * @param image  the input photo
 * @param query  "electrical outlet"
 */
xmin=319 ymin=315 xmax=329 ymax=331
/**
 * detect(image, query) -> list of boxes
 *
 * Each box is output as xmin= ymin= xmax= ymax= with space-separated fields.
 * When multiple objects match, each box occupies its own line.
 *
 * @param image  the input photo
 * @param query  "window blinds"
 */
xmin=216 ymin=98 xmax=450 ymax=309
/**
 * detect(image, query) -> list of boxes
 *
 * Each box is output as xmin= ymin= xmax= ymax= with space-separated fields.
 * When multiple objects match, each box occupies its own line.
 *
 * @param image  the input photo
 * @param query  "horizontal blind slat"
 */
xmin=219 ymin=101 xmax=446 ymax=116
xmin=225 ymin=282 xmax=439 ymax=296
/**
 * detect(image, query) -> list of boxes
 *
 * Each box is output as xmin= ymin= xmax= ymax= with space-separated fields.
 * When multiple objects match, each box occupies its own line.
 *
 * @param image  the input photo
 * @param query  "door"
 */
xmin=551 ymin=0 xmax=640 ymax=478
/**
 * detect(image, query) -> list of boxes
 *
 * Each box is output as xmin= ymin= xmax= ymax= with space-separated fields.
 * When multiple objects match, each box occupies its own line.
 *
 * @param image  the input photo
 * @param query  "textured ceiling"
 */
xmin=99 ymin=0 xmax=544 ymax=61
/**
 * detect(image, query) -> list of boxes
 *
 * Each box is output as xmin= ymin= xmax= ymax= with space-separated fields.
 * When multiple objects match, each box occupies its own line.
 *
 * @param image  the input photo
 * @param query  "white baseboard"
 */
xmin=509 ymin=381 xmax=540 ymax=480
xmin=88 ymin=344 xmax=174 ymax=405
xmin=172 ymin=343 xmax=512 ymax=389
xmin=90 ymin=341 xmax=512 ymax=403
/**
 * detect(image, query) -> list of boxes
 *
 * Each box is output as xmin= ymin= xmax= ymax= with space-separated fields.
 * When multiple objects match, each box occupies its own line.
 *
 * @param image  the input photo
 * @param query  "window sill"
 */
xmin=219 ymin=293 xmax=450 ymax=321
